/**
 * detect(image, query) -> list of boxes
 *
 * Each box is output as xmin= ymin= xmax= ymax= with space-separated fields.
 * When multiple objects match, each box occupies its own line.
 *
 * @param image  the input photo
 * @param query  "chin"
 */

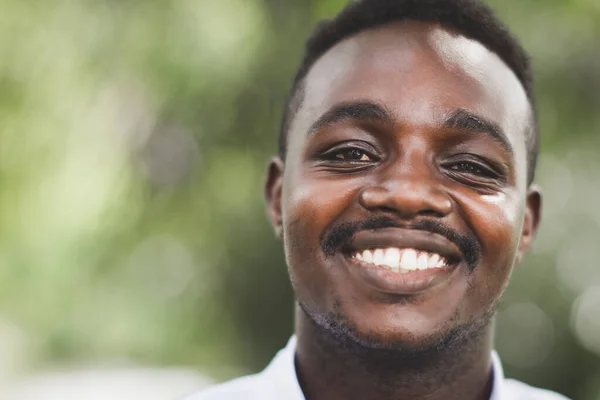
xmin=339 ymin=321 xmax=456 ymax=353
xmin=303 ymin=300 xmax=493 ymax=356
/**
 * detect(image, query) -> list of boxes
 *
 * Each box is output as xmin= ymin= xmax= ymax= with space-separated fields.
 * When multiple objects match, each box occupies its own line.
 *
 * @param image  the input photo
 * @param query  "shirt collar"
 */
xmin=263 ymin=336 xmax=304 ymax=399
xmin=490 ymin=349 xmax=505 ymax=400
xmin=266 ymin=336 xmax=505 ymax=400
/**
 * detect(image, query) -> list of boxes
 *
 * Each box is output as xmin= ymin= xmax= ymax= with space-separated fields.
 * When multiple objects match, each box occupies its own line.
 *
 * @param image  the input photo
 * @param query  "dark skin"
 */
xmin=265 ymin=22 xmax=542 ymax=400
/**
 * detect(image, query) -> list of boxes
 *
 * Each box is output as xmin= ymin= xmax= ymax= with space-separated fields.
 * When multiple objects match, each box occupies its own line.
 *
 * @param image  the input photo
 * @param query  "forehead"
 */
xmin=289 ymin=21 xmax=531 ymax=169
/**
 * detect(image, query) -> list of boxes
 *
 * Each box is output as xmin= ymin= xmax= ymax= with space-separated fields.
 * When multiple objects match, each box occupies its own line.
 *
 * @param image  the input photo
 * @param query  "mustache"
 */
xmin=320 ymin=216 xmax=481 ymax=270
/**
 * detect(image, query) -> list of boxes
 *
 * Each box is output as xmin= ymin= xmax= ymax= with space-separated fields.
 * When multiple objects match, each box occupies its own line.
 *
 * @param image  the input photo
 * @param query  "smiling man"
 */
xmin=189 ymin=0 xmax=569 ymax=399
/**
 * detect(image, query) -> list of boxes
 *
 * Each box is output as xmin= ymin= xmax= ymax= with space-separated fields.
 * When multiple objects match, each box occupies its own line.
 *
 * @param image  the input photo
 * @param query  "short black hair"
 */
xmin=279 ymin=0 xmax=539 ymax=185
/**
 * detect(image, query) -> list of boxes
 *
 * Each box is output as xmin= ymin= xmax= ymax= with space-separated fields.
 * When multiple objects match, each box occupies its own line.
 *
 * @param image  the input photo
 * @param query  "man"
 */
xmin=189 ymin=0 xmax=569 ymax=399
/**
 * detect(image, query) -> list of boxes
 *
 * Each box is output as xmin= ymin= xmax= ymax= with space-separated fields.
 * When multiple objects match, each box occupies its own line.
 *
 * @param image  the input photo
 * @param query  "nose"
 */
xmin=358 ymin=165 xmax=452 ymax=219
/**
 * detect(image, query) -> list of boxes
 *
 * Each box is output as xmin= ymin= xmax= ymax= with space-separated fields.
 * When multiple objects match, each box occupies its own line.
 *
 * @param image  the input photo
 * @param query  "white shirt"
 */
xmin=185 ymin=337 xmax=570 ymax=400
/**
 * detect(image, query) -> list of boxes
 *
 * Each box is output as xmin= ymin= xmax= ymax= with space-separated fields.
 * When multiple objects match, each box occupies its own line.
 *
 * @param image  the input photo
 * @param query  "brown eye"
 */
xmin=448 ymin=161 xmax=498 ymax=179
xmin=451 ymin=162 xmax=484 ymax=174
xmin=334 ymin=148 xmax=373 ymax=162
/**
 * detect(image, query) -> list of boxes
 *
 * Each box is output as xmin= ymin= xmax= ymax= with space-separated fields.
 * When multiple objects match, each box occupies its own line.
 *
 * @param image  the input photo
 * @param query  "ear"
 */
xmin=264 ymin=157 xmax=285 ymax=239
xmin=515 ymin=185 xmax=542 ymax=264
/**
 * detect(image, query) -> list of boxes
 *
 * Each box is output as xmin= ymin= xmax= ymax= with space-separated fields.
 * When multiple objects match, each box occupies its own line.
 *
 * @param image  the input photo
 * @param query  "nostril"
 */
xmin=420 ymin=208 xmax=445 ymax=218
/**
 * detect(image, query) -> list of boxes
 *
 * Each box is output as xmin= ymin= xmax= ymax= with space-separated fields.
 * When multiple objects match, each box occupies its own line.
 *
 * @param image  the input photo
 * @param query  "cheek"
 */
xmin=455 ymin=190 xmax=526 ymax=310
xmin=282 ymin=173 xmax=360 ymax=247
xmin=475 ymin=191 xmax=525 ymax=262
xmin=281 ymin=173 xmax=359 ymax=303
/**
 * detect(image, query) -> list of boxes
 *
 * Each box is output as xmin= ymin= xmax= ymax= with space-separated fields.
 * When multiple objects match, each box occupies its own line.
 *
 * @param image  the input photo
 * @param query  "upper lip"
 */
xmin=345 ymin=227 xmax=463 ymax=264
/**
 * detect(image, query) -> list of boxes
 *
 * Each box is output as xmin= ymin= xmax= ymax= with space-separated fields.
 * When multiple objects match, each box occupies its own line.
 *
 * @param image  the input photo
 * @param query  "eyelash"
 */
xmin=321 ymin=144 xmax=380 ymax=164
xmin=445 ymin=160 xmax=500 ymax=179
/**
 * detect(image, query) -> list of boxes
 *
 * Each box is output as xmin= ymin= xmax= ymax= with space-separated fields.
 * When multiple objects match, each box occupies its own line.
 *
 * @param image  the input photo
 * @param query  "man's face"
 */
xmin=266 ymin=22 xmax=541 ymax=350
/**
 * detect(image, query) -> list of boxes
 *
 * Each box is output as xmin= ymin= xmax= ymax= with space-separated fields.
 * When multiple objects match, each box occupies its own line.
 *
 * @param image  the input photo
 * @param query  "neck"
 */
xmin=294 ymin=306 xmax=494 ymax=400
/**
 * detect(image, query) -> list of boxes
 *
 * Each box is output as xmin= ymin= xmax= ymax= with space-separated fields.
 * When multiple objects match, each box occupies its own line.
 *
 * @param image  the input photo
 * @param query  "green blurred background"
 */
xmin=0 ymin=0 xmax=598 ymax=399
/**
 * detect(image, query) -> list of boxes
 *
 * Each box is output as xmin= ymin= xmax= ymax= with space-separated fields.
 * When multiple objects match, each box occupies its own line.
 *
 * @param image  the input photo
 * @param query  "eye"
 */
xmin=443 ymin=158 xmax=504 ymax=182
xmin=333 ymin=148 xmax=374 ymax=162
xmin=313 ymin=142 xmax=381 ymax=171
xmin=450 ymin=161 xmax=489 ymax=176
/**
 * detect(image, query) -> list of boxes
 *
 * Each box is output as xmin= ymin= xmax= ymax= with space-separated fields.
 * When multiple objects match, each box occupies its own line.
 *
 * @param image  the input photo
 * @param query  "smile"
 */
xmin=352 ymin=248 xmax=448 ymax=273
xmin=341 ymin=228 xmax=464 ymax=294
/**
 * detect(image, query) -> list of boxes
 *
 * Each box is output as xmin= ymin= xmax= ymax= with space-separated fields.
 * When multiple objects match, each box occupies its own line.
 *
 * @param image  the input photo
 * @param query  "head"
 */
xmin=265 ymin=0 xmax=542 ymax=354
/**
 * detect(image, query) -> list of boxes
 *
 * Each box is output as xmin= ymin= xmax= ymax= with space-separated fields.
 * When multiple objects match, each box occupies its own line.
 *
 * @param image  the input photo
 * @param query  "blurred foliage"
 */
xmin=0 ymin=0 xmax=598 ymax=399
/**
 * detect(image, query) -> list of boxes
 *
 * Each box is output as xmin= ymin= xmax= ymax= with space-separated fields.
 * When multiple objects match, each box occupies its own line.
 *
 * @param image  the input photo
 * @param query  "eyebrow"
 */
xmin=443 ymin=109 xmax=514 ymax=156
xmin=308 ymin=101 xmax=394 ymax=135
xmin=308 ymin=101 xmax=514 ymax=157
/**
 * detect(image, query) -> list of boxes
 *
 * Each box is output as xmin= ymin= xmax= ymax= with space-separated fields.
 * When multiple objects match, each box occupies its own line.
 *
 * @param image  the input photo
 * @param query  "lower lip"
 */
xmin=343 ymin=255 xmax=459 ymax=295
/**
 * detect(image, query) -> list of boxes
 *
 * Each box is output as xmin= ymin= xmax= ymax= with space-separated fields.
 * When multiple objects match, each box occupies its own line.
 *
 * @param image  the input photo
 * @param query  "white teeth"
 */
xmin=417 ymin=252 xmax=429 ymax=270
xmin=428 ymin=253 xmax=440 ymax=268
xmin=400 ymin=249 xmax=418 ymax=270
xmin=354 ymin=248 xmax=450 ymax=272
xmin=363 ymin=250 xmax=373 ymax=263
xmin=384 ymin=248 xmax=400 ymax=271
xmin=373 ymin=249 xmax=385 ymax=266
